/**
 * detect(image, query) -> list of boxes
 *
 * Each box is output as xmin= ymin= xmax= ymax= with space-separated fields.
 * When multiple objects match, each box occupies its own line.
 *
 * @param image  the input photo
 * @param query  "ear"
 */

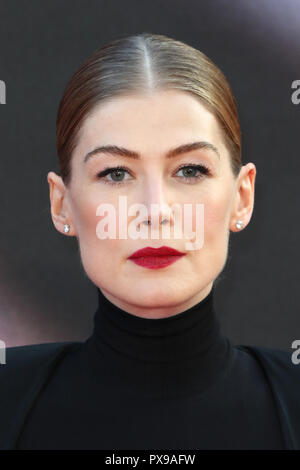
xmin=47 ymin=171 xmax=76 ymax=236
xmin=230 ymin=163 xmax=256 ymax=232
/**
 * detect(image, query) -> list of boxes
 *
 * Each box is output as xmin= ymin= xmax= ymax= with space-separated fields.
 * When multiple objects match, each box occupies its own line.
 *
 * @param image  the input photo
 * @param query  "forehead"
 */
xmin=74 ymin=89 xmax=226 ymax=160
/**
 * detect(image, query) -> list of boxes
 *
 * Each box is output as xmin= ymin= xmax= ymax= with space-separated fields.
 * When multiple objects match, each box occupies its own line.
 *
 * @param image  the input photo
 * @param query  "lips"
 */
xmin=128 ymin=246 xmax=186 ymax=269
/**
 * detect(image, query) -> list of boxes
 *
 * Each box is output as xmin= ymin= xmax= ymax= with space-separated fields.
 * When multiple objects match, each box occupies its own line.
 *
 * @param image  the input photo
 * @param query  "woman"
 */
xmin=1 ymin=32 xmax=299 ymax=450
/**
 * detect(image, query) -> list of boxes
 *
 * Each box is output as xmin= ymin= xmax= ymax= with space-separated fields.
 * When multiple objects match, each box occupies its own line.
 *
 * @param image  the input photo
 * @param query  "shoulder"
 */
xmin=233 ymin=344 xmax=300 ymax=403
xmin=0 ymin=341 xmax=81 ymax=380
xmin=236 ymin=344 xmax=300 ymax=449
xmin=0 ymin=341 xmax=81 ymax=449
xmin=0 ymin=340 xmax=81 ymax=398
xmin=236 ymin=344 xmax=300 ymax=376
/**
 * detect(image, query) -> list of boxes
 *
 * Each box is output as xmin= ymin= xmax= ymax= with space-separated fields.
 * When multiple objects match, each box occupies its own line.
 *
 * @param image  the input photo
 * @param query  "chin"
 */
xmin=127 ymin=285 xmax=189 ymax=309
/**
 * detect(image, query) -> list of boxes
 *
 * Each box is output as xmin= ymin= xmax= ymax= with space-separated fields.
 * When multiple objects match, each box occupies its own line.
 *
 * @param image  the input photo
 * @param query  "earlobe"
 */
xmin=47 ymin=171 xmax=75 ymax=236
xmin=230 ymin=218 xmax=245 ymax=233
xmin=235 ymin=220 xmax=244 ymax=230
xmin=229 ymin=163 xmax=256 ymax=233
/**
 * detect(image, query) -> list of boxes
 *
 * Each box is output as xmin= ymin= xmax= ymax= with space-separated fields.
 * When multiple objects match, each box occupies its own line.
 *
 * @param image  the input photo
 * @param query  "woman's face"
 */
xmin=48 ymin=89 xmax=256 ymax=318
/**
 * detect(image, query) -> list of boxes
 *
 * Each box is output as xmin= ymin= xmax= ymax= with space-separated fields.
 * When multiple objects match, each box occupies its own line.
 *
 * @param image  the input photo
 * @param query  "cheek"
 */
xmin=190 ymin=190 xmax=231 ymax=274
xmin=201 ymin=190 xmax=232 ymax=246
xmin=72 ymin=194 xmax=124 ymax=268
xmin=72 ymin=188 xmax=118 ymax=239
xmin=73 ymin=199 xmax=98 ymax=238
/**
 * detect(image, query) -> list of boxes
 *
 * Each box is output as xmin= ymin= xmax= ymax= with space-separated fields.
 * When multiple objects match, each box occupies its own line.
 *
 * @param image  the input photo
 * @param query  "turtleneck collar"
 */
xmin=86 ymin=284 xmax=236 ymax=398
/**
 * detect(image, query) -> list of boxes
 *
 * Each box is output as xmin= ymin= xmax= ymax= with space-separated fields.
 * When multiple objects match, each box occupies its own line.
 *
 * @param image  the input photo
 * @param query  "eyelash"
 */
xmin=96 ymin=164 xmax=211 ymax=186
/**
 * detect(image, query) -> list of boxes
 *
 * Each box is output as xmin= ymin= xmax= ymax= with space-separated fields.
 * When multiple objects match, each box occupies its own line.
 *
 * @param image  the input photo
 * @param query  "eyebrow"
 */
xmin=83 ymin=141 xmax=220 ymax=163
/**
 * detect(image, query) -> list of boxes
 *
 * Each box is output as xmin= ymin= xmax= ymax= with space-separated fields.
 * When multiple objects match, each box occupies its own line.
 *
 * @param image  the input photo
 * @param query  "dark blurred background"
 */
xmin=0 ymin=0 xmax=299 ymax=349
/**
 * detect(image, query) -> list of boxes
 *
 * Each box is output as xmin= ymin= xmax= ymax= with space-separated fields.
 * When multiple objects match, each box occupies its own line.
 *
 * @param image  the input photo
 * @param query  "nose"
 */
xmin=142 ymin=216 xmax=169 ymax=226
xmin=138 ymin=178 xmax=173 ymax=231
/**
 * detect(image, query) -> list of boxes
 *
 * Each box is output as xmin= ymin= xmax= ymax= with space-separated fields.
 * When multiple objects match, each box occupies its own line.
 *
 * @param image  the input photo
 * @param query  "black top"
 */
xmin=9 ymin=284 xmax=285 ymax=450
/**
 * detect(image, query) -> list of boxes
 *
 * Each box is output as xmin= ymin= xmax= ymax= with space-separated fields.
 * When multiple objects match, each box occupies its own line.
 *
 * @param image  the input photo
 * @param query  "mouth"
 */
xmin=127 ymin=246 xmax=186 ymax=270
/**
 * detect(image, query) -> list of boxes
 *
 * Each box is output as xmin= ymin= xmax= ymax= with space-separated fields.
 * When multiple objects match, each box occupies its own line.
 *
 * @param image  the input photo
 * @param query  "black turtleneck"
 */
xmin=15 ymin=285 xmax=284 ymax=449
xmin=91 ymin=284 xmax=233 ymax=399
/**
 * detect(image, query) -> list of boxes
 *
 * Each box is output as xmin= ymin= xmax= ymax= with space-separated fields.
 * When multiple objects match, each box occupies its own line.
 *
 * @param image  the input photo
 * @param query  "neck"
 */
xmin=85 ymin=284 xmax=235 ymax=398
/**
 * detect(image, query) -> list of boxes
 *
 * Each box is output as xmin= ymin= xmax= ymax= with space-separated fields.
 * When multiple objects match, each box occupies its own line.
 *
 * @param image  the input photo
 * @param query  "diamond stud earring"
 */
xmin=235 ymin=220 xmax=243 ymax=230
xmin=63 ymin=224 xmax=70 ymax=233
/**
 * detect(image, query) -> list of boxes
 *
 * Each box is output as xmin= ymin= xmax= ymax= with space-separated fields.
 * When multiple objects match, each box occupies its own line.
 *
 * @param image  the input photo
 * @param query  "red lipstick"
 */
xmin=128 ymin=246 xmax=186 ymax=269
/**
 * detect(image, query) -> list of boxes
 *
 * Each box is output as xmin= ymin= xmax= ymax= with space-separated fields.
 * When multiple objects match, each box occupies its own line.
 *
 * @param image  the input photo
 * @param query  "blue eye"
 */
xmin=97 ymin=166 xmax=131 ymax=185
xmin=175 ymin=164 xmax=210 ymax=182
xmin=96 ymin=163 xmax=211 ymax=186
